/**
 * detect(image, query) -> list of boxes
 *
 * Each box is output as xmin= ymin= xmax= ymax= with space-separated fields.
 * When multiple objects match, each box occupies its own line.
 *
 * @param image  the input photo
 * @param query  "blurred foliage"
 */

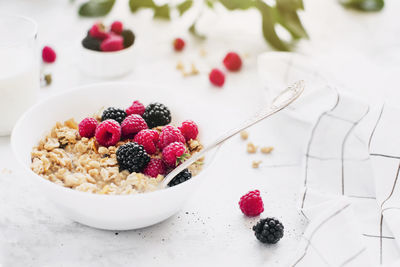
xmin=78 ymin=0 xmax=308 ymax=51
xmin=339 ymin=0 xmax=384 ymax=11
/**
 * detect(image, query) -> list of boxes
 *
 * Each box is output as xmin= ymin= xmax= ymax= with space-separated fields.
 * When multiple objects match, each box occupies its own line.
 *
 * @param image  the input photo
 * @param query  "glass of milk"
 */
xmin=0 ymin=15 xmax=39 ymax=136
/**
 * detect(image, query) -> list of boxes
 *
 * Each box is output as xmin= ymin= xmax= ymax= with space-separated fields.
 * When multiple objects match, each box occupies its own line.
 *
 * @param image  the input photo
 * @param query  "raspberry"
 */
xmin=142 ymin=103 xmax=171 ymax=128
xmin=121 ymin=29 xmax=135 ymax=48
xmin=158 ymin=125 xmax=185 ymax=150
xmin=239 ymin=190 xmax=264 ymax=217
xmin=168 ymin=169 xmax=192 ymax=187
xmin=101 ymin=107 xmax=126 ymax=124
xmin=100 ymin=35 xmax=124 ymax=52
xmin=116 ymin=142 xmax=150 ymax=173
xmin=173 ymin=38 xmax=185 ymax=51
xmin=223 ymin=52 xmax=242 ymax=71
xmin=209 ymin=68 xmax=225 ymax=87
xmin=134 ymin=129 xmax=159 ymax=154
xmin=179 ymin=120 xmax=199 ymax=141
xmin=126 ymin=100 xmax=145 ymax=116
xmin=162 ymin=142 xmax=188 ymax=167
xmin=42 ymin=46 xmax=56 ymax=63
xmin=253 ymin=218 xmax=284 ymax=244
xmin=121 ymin=114 xmax=148 ymax=139
xmin=95 ymin=119 xmax=121 ymax=147
xmin=89 ymin=23 xmax=108 ymax=40
xmin=111 ymin=21 xmax=123 ymax=35
xmin=143 ymin=158 xmax=165 ymax=178
xmin=78 ymin=117 xmax=98 ymax=138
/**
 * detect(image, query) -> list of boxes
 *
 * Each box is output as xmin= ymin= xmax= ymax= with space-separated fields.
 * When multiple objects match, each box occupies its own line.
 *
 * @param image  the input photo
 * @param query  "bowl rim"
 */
xmin=11 ymin=81 xmax=209 ymax=199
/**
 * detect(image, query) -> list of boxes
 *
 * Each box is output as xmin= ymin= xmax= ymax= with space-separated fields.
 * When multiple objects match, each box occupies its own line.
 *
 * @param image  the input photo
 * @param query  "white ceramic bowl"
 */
xmin=11 ymin=82 xmax=216 ymax=230
xmin=79 ymin=43 xmax=135 ymax=79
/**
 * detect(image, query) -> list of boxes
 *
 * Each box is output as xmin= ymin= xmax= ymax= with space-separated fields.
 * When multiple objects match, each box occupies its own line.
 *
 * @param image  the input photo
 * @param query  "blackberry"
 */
xmin=101 ymin=107 xmax=127 ymax=124
xmin=168 ymin=169 xmax=192 ymax=187
xmin=82 ymin=33 xmax=101 ymax=51
xmin=116 ymin=142 xmax=150 ymax=173
xmin=121 ymin=29 xmax=135 ymax=48
xmin=142 ymin=103 xmax=171 ymax=128
xmin=252 ymin=217 xmax=284 ymax=244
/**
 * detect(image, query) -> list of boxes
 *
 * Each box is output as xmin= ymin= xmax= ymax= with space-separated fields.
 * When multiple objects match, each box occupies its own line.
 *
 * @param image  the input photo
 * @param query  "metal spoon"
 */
xmin=160 ymin=80 xmax=305 ymax=188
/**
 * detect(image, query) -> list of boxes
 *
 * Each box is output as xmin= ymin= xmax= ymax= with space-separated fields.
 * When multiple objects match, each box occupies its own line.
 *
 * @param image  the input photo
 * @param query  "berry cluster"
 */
xmin=78 ymin=100 xmax=200 ymax=187
xmin=238 ymin=190 xmax=284 ymax=244
xmin=82 ymin=21 xmax=135 ymax=52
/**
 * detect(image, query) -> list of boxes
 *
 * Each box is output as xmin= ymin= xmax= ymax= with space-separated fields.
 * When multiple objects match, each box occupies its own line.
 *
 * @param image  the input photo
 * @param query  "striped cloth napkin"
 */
xmin=258 ymin=52 xmax=400 ymax=266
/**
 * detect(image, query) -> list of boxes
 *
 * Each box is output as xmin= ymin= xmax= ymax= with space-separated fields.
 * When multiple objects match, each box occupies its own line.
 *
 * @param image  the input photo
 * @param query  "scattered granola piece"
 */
xmin=261 ymin=146 xmax=274 ymax=154
xmin=199 ymin=48 xmax=207 ymax=57
xmin=176 ymin=61 xmax=184 ymax=71
xmin=252 ymin=160 xmax=262 ymax=168
xmin=191 ymin=63 xmax=199 ymax=75
xmin=240 ymin=131 xmax=249 ymax=140
xmin=247 ymin=142 xmax=258 ymax=153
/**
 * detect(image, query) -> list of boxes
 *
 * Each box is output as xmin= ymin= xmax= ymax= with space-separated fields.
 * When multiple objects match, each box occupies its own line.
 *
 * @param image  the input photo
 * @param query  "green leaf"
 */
xmin=153 ymin=4 xmax=171 ymax=19
xmin=129 ymin=0 xmax=156 ymax=12
xmin=189 ymin=22 xmax=206 ymax=39
xmin=218 ymin=0 xmax=255 ymax=10
xmin=177 ymin=0 xmax=193 ymax=16
xmin=275 ymin=0 xmax=308 ymax=39
xmin=339 ymin=0 xmax=384 ymax=11
xmin=255 ymin=1 xmax=291 ymax=51
xmin=205 ymin=0 xmax=215 ymax=8
xmin=79 ymin=0 xmax=115 ymax=17
xmin=129 ymin=0 xmax=170 ymax=19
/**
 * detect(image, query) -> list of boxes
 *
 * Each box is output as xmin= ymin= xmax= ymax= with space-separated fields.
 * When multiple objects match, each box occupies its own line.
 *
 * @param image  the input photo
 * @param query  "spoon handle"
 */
xmin=161 ymin=81 xmax=305 ymax=188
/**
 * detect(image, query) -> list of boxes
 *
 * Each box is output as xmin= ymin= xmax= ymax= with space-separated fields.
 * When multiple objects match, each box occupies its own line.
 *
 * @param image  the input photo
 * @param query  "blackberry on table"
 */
xmin=121 ymin=29 xmax=135 ymax=48
xmin=168 ymin=169 xmax=192 ymax=187
xmin=116 ymin=142 xmax=150 ymax=173
xmin=101 ymin=107 xmax=127 ymax=124
xmin=252 ymin=217 xmax=284 ymax=244
xmin=82 ymin=34 xmax=101 ymax=51
xmin=142 ymin=103 xmax=171 ymax=129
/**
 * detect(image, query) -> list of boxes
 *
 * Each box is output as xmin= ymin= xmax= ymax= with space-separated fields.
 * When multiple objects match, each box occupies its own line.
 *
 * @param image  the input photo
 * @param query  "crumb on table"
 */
xmin=247 ymin=142 xmax=257 ymax=153
xmin=252 ymin=160 xmax=262 ymax=168
xmin=261 ymin=146 xmax=274 ymax=154
xmin=240 ymin=131 xmax=248 ymax=140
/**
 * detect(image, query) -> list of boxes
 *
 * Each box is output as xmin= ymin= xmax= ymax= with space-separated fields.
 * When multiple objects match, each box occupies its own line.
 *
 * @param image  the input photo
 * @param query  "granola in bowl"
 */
xmin=30 ymin=101 xmax=203 ymax=195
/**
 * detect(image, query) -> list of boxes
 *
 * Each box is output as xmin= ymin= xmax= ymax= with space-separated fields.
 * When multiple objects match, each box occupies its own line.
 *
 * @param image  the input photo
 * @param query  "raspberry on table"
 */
xmin=239 ymin=190 xmax=264 ymax=217
xmin=253 ymin=218 xmax=284 ymax=244
xmin=121 ymin=114 xmax=148 ymax=139
xmin=209 ymin=68 xmax=225 ymax=87
xmin=116 ymin=142 xmax=150 ymax=173
xmin=168 ymin=169 xmax=192 ymax=187
xmin=111 ymin=21 xmax=123 ymax=35
xmin=162 ymin=142 xmax=188 ymax=167
xmin=142 ymin=102 xmax=172 ymax=129
xmin=42 ymin=46 xmax=56 ymax=63
xmin=157 ymin=125 xmax=185 ymax=150
xmin=95 ymin=119 xmax=121 ymax=147
xmin=143 ymin=158 xmax=165 ymax=178
xmin=126 ymin=100 xmax=145 ymax=116
xmin=121 ymin=29 xmax=135 ymax=48
xmin=223 ymin=52 xmax=242 ymax=71
xmin=79 ymin=117 xmax=98 ymax=138
xmin=134 ymin=129 xmax=159 ymax=154
xmin=89 ymin=22 xmax=108 ymax=40
xmin=101 ymin=107 xmax=127 ymax=124
xmin=100 ymin=35 xmax=124 ymax=52
xmin=179 ymin=120 xmax=198 ymax=141
xmin=173 ymin=38 xmax=185 ymax=51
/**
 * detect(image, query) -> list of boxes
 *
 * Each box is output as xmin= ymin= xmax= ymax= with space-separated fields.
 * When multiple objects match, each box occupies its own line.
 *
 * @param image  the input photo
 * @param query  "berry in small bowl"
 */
xmin=79 ymin=21 xmax=136 ymax=78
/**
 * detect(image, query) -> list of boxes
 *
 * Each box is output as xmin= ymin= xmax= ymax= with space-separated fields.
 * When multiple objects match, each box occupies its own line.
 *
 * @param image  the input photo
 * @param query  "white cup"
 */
xmin=0 ymin=15 xmax=39 ymax=136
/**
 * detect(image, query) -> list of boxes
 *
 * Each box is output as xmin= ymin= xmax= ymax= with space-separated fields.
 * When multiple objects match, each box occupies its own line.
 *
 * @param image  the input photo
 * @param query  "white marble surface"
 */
xmin=0 ymin=0 xmax=399 ymax=266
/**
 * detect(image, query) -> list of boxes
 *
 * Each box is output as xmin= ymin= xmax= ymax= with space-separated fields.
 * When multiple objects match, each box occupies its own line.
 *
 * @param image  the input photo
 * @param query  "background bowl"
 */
xmin=79 ymin=44 xmax=135 ymax=79
xmin=11 ymin=82 xmax=217 ymax=230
